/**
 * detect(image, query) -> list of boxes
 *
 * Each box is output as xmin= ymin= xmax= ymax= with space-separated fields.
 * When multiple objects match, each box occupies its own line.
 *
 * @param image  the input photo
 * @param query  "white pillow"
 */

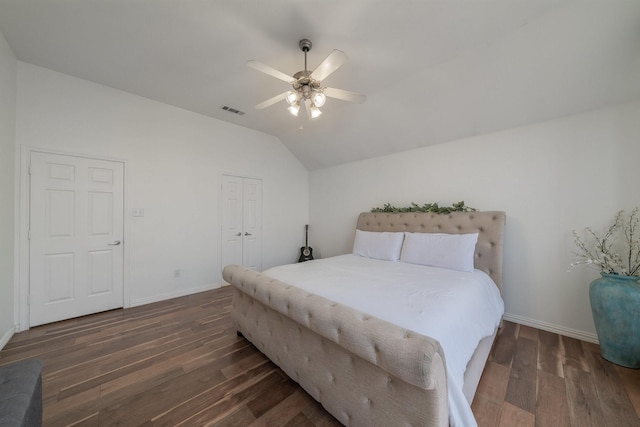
xmin=400 ymin=232 xmax=479 ymax=272
xmin=352 ymin=230 xmax=405 ymax=261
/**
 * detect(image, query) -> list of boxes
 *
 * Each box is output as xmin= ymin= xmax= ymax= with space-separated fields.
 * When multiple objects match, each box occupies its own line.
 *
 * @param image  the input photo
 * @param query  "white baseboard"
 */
xmin=0 ymin=325 xmax=16 ymax=351
xmin=503 ymin=312 xmax=599 ymax=344
xmin=130 ymin=283 xmax=221 ymax=307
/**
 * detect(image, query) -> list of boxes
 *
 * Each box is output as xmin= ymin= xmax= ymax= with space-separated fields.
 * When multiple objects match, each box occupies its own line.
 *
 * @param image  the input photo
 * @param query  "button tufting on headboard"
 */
xmin=356 ymin=211 xmax=506 ymax=291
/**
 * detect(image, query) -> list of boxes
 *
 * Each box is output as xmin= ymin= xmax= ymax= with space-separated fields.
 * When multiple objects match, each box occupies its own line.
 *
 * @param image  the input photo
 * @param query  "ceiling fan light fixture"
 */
xmin=312 ymin=91 xmax=326 ymax=107
xmin=285 ymin=90 xmax=299 ymax=105
xmin=248 ymin=38 xmax=366 ymax=122
xmin=310 ymin=106 xmax=322 ymax=119
xmin=288 ymin=103 xmax=300 ymax=117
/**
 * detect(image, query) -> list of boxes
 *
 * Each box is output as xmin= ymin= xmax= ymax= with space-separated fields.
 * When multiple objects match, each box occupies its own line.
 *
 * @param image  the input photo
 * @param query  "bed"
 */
xmin=222 ymin=211 xmax=506 ymax=426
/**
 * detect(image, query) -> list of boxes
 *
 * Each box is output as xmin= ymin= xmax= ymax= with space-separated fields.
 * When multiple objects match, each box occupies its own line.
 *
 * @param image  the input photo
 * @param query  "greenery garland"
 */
xmin=371 ymin=201 xmax=476 ymax=214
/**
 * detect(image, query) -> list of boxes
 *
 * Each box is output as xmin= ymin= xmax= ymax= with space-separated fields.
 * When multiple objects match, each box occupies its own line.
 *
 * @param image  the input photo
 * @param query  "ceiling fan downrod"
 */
xmin=299 ymin=39 xmax=312 ymax=73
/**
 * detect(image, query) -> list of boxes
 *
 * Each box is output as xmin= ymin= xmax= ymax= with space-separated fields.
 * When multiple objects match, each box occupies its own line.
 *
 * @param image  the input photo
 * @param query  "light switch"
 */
xmin=132 ymin=208 xmax=145 ymax=217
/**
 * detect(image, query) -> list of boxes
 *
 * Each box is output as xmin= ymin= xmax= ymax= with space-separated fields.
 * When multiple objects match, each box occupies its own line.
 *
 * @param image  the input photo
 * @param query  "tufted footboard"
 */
xmin=223 ymin=264 xmax=448 ymax=427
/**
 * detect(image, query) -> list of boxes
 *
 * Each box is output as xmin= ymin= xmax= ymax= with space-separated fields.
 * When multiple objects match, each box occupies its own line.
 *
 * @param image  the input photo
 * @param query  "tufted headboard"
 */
xmin=356 ymin=211 xmax=506 ymax=292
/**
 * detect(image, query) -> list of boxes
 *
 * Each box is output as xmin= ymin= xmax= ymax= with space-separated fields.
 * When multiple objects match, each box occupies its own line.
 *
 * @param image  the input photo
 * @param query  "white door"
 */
xmin=242 ymin=178 xmax=262 ymax=270
xmin=29 ymin=152 xmax=124 ymax=326
xmin=221 ymin=175 xmax=262 ymax=271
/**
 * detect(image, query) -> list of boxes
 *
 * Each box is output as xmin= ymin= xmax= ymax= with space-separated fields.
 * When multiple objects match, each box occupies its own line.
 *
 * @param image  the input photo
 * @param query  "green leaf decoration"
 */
xmin=371 ymin=201 xmax=477 ymax=214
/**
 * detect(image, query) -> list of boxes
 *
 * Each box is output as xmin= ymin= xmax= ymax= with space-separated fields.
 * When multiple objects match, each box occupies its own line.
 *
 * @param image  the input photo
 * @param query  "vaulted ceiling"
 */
xmin=1 ymin=1 xmax=639 ymax=170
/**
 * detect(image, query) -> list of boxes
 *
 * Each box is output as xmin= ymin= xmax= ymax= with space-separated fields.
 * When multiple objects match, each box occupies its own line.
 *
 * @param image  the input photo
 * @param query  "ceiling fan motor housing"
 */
xmin=292 ymin=71 xmax=320 ymax=101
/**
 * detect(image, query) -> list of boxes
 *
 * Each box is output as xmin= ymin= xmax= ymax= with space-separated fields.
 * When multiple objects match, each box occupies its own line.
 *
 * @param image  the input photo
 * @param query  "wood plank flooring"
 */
xmin=473 ymin=321 xmax=640 ymax=427
xmin=1 ymin=287 xmax=638 ymax=426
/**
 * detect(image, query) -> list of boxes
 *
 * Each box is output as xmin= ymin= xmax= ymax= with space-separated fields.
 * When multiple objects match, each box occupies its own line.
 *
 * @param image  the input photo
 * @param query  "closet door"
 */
xmin=241 ymin=178 xmax=262 ymax=270
xmin=221 ymin=175 xmax=262 ymax=271
xmin=29 ymin=151 xmax=124 ymax=326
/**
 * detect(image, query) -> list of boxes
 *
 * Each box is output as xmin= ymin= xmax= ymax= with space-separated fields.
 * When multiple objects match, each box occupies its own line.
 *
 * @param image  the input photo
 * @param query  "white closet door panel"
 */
xmin=221 ymin=175 xmax=244 ymax=268
xmin=88 ymin=249 xmax=113 ymax=295
xmin=29 ymin=152 xmax=124 ymax=326
xmin=221 ymin=175 xmax=263 ymax=272
xmin=44 ymin=252 xmax=74 ymax=302
xmin=46 ymin=190 xmax=75 ymax=238
xmin=242 ymin=178 xmax=262 ymax=271
xmin=88 ymin=192 xmax=113 ymax=236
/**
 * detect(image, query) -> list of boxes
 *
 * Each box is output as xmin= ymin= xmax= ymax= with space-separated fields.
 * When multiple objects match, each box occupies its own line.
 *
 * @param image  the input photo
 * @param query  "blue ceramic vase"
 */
xmin=589 ymin=273 xmax=640 ymax=368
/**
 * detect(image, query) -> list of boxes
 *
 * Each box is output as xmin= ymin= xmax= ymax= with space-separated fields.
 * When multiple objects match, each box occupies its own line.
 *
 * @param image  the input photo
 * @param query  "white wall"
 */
xmin=309 ymin=101 xmax=640 ymax=341
xmin=15 ymin=62 xmax=308 ymax=317
xmin=0 ymin=31 xmax=16 ymax=347
xmin=0 ymin=29 xmax=17 ymax=348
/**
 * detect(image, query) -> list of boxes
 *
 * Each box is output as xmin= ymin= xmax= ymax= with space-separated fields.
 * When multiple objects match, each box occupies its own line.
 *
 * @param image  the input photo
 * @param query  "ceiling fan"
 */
xmin=247 ymin=39 xmax=366 ymax=119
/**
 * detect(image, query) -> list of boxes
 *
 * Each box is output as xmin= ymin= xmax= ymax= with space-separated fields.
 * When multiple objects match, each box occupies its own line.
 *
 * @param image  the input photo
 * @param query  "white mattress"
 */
xmin=264 ymin=254 xmax=505 ymax=427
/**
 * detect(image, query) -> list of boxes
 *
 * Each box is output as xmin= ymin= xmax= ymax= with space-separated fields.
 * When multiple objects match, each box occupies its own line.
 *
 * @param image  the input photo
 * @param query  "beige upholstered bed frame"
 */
xmin=223 ymin=211 xmax=506 ymax=426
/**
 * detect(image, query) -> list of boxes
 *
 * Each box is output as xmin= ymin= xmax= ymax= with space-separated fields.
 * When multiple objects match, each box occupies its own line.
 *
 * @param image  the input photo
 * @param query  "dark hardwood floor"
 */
xmin=1 ymin=287 xmax=638 ymax=426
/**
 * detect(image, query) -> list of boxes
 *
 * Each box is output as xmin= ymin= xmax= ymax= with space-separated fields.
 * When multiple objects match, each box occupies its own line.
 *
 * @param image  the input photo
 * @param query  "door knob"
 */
xmin=236 ymin=232 xmax=242 ymax=236
xmin=244 ymin=232 xmax=252 ymax=236
xmin=108 ymin=240 xmax=121 ymax=246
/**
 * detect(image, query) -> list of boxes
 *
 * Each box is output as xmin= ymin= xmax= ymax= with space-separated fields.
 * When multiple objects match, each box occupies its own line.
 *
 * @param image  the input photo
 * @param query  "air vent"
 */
xmin=221 ymin=106 xmax=245 ymax=116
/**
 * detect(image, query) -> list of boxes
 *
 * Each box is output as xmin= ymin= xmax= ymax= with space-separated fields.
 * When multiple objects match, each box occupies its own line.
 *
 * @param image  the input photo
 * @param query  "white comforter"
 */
xmin=264 ymin=254 xmax=504 ymax=427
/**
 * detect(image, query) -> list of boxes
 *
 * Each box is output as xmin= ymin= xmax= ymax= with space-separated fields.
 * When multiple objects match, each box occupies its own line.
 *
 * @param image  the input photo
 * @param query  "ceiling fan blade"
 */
xmin=247 ymin=60 xmax=295 ymax=83
xmin=310 ymin=49 xmax=347 ymax=81
xmin=324 ymin=87 xmax=367 ymax=104
xmin=255 ymin=92 xmax=288 ymax=109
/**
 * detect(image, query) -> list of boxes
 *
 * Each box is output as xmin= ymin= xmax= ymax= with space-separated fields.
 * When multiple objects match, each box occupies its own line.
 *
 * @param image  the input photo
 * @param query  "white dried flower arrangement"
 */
xmin=571 ymin=207 xmax=640 ymax=277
